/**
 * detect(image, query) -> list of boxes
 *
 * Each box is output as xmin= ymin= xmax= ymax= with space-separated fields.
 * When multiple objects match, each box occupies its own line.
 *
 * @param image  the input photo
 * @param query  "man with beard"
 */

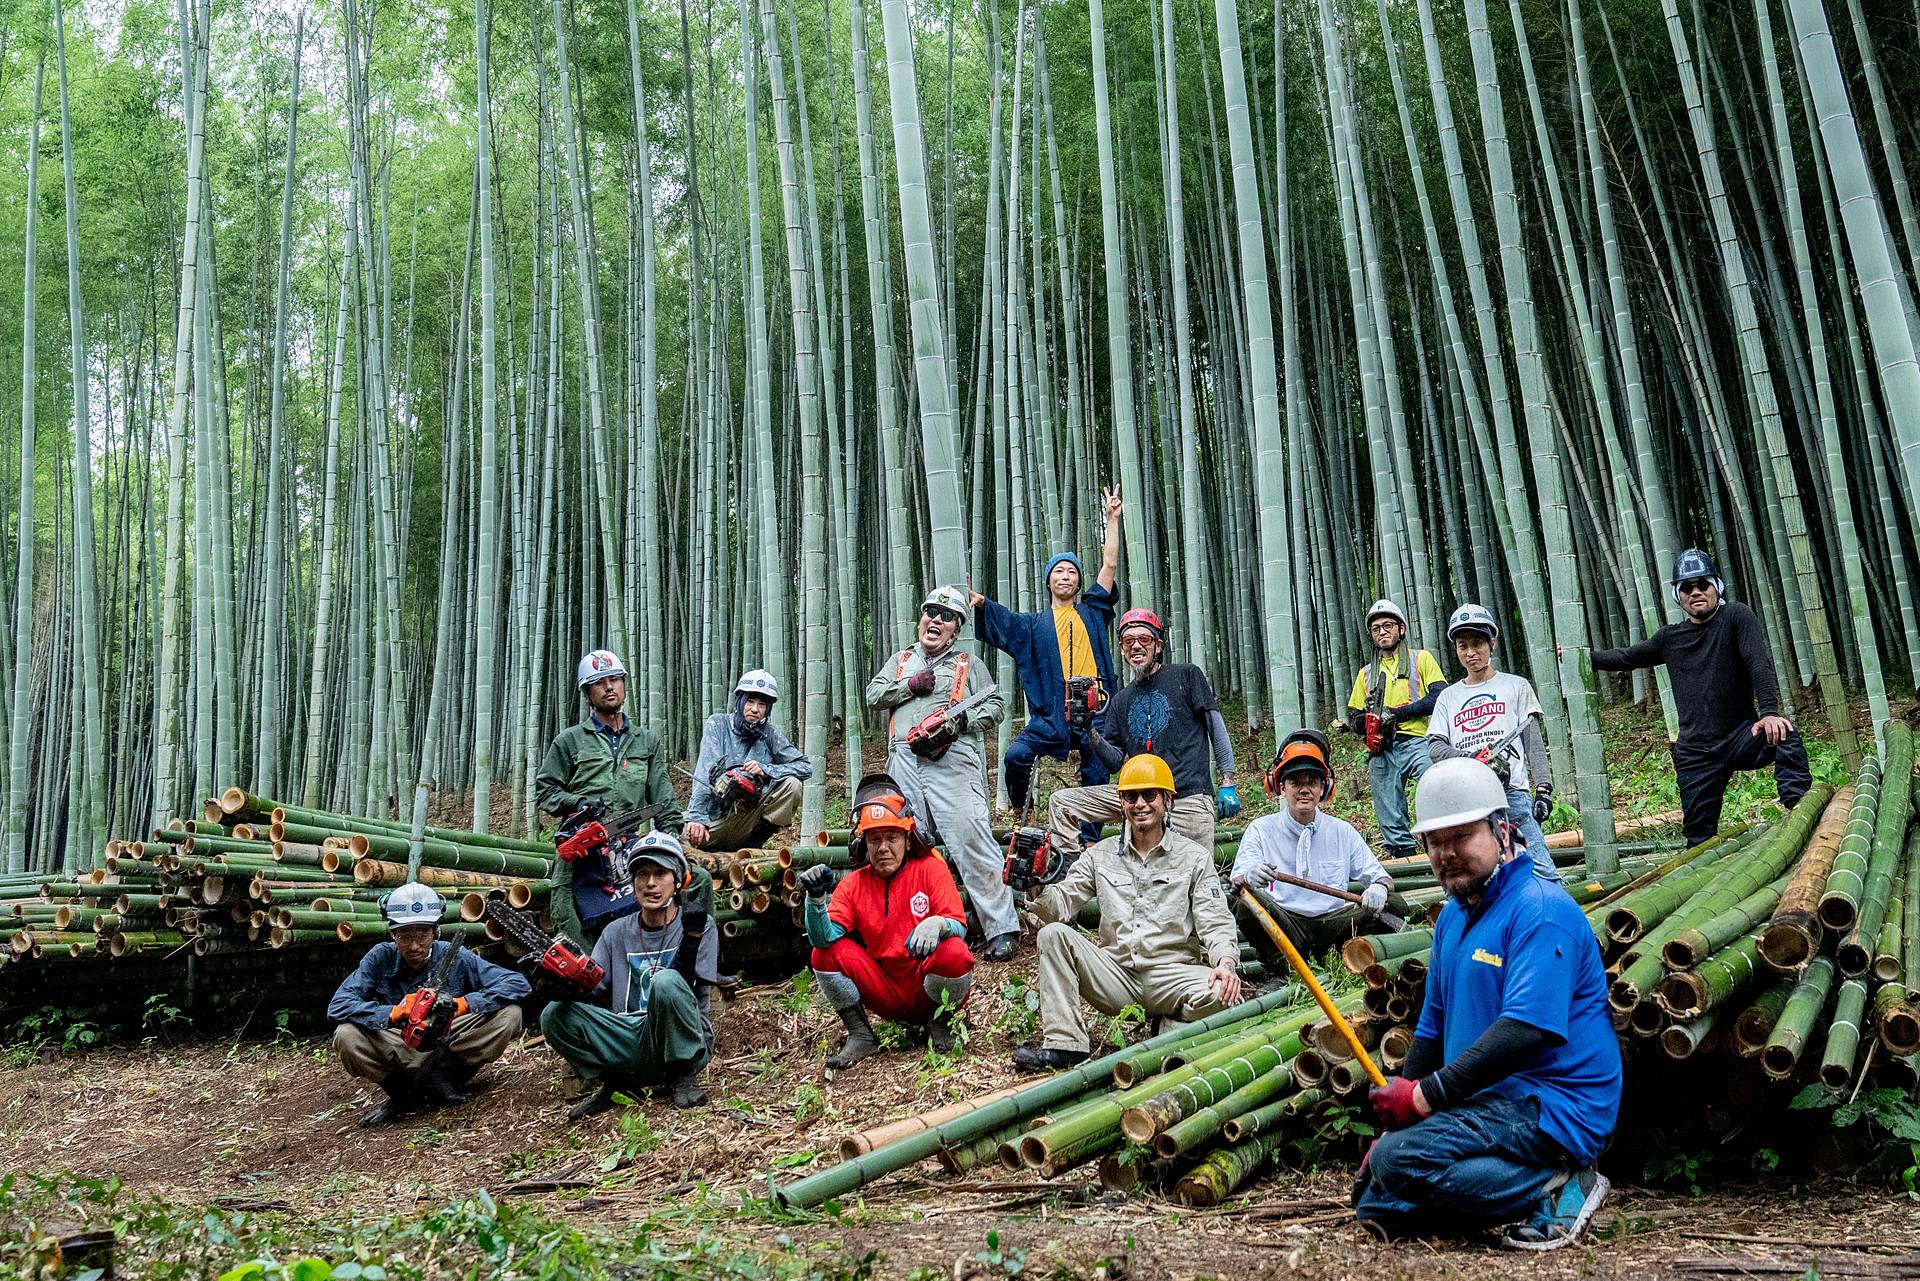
xmin=682 ymin=669 xmax=813 ymax=853
xmin=1047 ymin=608 xmax=1238 ymax=858
xmin=865 ymin=587 xmax=1017 ymax=961
xmin=1586 ymin=549 xmax=1810 ymax=846
xmin=1354 ymin=758 xmax=1618 ymax=1251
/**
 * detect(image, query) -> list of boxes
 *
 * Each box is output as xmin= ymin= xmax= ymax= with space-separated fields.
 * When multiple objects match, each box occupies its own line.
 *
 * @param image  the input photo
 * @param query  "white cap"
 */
xmin=735 ymin=669 xmax=780 ymax=702
xmin=577 ymin=649 xmax=627 ymax=688
xmin=1410 ymin=758 xmax=1510 ymax=835
xmin=921 ymin=585 xmax=972 ymax=627
xmin=381 ymin=882 xmax=445 ymax=927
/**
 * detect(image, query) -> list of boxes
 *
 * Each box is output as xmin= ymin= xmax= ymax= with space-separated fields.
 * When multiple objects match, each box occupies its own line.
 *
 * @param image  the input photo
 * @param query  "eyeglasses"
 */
xmin=1677 ymin=578 xmax=1714 ymax=595
xmin=922 ymin=606 xmax=962 ymax=625
xmin=1119 ymin=631 xmax=1157 ymax=646
xmin=1369 ymin=620 xmax=1401 ymax=634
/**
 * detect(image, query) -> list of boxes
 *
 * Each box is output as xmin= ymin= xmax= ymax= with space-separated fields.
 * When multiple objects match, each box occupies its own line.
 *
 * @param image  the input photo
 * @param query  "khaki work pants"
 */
xmin=1035 ymin=921 xmax=1223 ymax=1053
xmin=706 ymin=775 xmax=804 ymax=851
xmin=1047 ymin=787 xmax=1215 ymax=859
xmin=332 ymin=1006 xmax=523 ymax=1084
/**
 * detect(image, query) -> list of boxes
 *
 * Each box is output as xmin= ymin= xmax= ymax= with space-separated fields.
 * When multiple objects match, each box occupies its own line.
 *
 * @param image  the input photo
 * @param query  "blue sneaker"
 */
xmin=1501 ymin=1167 xmax=1610 ymax=1251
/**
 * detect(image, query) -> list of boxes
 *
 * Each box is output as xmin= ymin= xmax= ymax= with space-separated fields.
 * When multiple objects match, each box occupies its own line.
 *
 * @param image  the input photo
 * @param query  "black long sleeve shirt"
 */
xmin=1590 ymin=601 xmax=1781 ymax=745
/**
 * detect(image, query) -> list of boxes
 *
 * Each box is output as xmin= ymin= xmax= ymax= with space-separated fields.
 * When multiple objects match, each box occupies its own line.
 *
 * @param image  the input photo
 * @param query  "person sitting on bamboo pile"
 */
xmin=1581 ymin=548 xmax=1810 ymax=847
xmin=968 ymin=486 xmax=1124 ymax=839
xmin=1425 ymin=604 xmax=1559 ymax=882
xmin=1046 ymin=607 xmax=1238 ymax=861
xmin=327 ymin=882 xmax=531 ymax=1127
xmin=681 ymin=669 xmax=812 ymax=853
xmin=535 ymin=648 xmax=706 ymax=948
xmin=1354 ymin=758 xmax=1618 ymax=1251
xmin=540 ymin=831 xmax=718 ymax=1119
xmin=1010 ymin=753 xmax=1241 ymax=1072
xmin=1228 ymin=729 xmax=1404 ymax=963
xmin=1339 ymin=599 xmax=1448 ymax=861
xmin=864 ymin=586 xmax=1018 ymax=961
xmin=800 ymin=774 xmax=976 ymax=1067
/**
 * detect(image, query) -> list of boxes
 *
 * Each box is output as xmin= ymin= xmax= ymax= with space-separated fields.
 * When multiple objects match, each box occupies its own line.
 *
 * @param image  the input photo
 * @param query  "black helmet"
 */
xmin=1670 ymin=548 xmax=1725 ymax=604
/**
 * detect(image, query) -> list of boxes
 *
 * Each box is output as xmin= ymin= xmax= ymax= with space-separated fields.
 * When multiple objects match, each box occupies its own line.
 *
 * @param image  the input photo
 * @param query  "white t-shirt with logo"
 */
xmin=1430 ymin=672 xmax=1544 ymax=791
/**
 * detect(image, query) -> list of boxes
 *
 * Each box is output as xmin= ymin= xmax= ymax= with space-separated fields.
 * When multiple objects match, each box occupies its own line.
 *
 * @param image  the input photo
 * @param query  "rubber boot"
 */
xmin=567 ymin=1080 xmax=619 ymax=1123
xmin=825 ymin=1004 xmax=881 ymax=1070
xmin=669 ymin=1072 xmax=710 ymax=1108
xmin=420 ymin=1063 xmax=472 ymax=1109
xmin=360 ymin=1076 xmax=417 ymax=1127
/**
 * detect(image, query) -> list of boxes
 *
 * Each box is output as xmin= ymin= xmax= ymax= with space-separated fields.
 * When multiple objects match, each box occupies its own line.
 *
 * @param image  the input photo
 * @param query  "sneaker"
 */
xmin=1011 ymin=1044 xmax=1088 ymax=1073
xmin=1501 ymin=1168 xmax=1610 ymax=1251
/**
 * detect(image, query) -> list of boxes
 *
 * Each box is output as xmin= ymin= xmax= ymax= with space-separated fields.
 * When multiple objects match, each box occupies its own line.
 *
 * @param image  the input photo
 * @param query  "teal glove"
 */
xmin=1216 ymin=784 xmax=1241 ymax=819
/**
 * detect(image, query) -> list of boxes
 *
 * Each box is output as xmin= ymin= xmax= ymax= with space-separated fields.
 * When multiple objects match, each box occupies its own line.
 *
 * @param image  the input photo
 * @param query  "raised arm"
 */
xmin=1096 ymin=485 xmax=1122 ymax=594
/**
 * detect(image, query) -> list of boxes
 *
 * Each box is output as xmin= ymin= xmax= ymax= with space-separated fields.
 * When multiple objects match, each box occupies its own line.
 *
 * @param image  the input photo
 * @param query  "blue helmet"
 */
xmin=1670 ymin=549 xmax=1725 ymax=604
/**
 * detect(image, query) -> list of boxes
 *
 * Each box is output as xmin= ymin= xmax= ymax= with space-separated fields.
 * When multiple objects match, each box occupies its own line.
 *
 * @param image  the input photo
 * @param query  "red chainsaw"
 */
xmin=396 ymin=937 xmax=467 ymax=1050
xmin=905 ymin=686 xmax=1000 ymax=761
xmin=483 ymin=899 xmax=605 ymax=993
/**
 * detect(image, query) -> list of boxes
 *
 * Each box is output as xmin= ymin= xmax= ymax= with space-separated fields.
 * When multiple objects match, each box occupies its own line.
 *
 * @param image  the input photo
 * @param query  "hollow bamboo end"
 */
xmin=461 ymin=892 xmax=487 ymax=922
xmin=507 ymin=882 xmax=533 ymax=909
xmin=1660 ymin=939 xmax=1698 ymax=972
xmin=1882 ymin=1010 xmax=1920 ymax=1058
xmin=1758 ymin=926 xmax=1813 ymax=973
xmin=349 ymin=834 xmax=372 ymax=856
xmin=219 ymin=786 xmax=248 ymax=814
xmin=1761 ymin=1043 xmax=1798 ymax=1080
xmin=1817 ymin=900 xmax=1858 ymax=936
xmin=1629 ymin=1001 xmax=1668 ymax=1037
xmin=1340 ymin=936 xmax=1377 ymax=974
xmin=997 ymin=1142 xmax=1024 ymax=1172
xmin=1607 ymin=978 xmax=1642 ymax=1014
xmin=1118 ymin=1105 xmax=1160 ymax=1147
xmin=1836 ymin=941 xmax=1872 ymax=978
xmin=1152 ymin=1132 xmax=1182 ymax=1161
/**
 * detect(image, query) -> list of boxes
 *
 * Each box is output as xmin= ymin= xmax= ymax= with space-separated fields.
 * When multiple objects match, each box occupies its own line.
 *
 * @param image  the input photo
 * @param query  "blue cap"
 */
xmin=1044 ymin=552 xmax=1084 ymax=585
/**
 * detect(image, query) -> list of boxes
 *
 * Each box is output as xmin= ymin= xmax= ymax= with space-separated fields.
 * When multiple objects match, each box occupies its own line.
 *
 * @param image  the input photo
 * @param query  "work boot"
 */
xmin=420 ymin=1064 xmax=472 ymax=1109
xmin=927 ymin=1016 xmax=961 ymax=1055
xmin=669 ymin=1073 xmax=710 ymax=1109
xmin=567 ymin=1080 xmax=619 ymax=1123
xmin=825 ymin=1005 xmax=881 ymax=1070
xmin=983 ymin=932 xmax=1019 ymax=963
xmin=1011 ymin=1045 xmax=1088 ymax=1074
xmin=359 ymin=1077 xmax=416 ymax=1127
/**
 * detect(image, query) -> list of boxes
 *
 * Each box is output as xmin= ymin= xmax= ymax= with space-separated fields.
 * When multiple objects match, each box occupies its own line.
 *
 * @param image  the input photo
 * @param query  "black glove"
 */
xmin=906 ymin=666 xmax=937 ymax=697
xmin=797 ymin=863 xmax=837 ymax=899
xmin=671 ymin=908 xmax=709 ymax=985
xmin=1532 ymin=790 xmax=1552 ymax=824
xmin=573 ymin=799 xmax=606 ymax=824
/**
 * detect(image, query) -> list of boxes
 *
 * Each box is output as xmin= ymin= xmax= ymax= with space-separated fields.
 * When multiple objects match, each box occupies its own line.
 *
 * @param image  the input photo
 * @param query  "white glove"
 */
xmin=906 ymin=916 xmax=951 ymax=959
xmin=1360 ymin=882 xmax=1389 ymax=915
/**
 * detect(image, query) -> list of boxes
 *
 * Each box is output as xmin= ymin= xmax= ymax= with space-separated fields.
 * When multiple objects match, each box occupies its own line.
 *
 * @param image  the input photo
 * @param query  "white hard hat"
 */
xmin=624 ymin=830 xmax=689 ymax=884
xmin=381 ymin=882 xmax=445 ymax=927
xmin=1447 ymin=603 xmax=1499 ymax=642
xmin=1366 ymin=599 xmax=1408 ymax=630
xmin=1410 ymin=758 xmax=1511 ymax=835
xmin=921 ymin=585 xmax=972 ymax=626
xmin=577 ymin=649 xmax=627 ymax=688
xmin=735 ymin=669 xmax=780 ymax=702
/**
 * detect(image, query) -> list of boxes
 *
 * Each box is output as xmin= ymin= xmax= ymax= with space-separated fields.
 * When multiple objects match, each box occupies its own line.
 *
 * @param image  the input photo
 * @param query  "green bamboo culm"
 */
xmin=1173 ymin=1132 xmax=1284 ymax=1206
xmin=1818 ymin=735 xmax=1899 ymax=936
xmin=1652 ymin=932 xmax=1765 ymax=1023
xmin=1830 ymin=724 xmax=1915 ymax=973
xmin=1730 ymin=977 xmax=1796 ymax=1059
xmin=1819 ymin=977 xmax=1873 ymax=1091
xmin=1762 ymin=955 xmax=1839 ymax=1081
xmin=1762 ymin=784 xmax=1860 ymax=971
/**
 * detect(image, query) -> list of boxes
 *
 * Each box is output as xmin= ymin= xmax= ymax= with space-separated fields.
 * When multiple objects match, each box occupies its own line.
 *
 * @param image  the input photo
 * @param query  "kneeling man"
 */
xmin=803 ymin=774 xmax=976 ymax=1067
xmin=1012 ymin=754 xmax=1240 ymax=1071
xmin=329 ymin=882 xmax=530 ymax=1126
xmin=1355 ymin=758 xmax=1619 ymax=1251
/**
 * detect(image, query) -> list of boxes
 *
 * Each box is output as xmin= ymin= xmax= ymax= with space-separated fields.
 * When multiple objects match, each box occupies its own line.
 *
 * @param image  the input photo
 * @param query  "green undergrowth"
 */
xmin=0 ymin=1172 xmax=881 ymax=1281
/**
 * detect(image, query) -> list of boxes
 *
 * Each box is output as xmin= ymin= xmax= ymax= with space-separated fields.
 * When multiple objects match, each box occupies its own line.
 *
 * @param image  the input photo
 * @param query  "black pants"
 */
xmin=1233 ymin=886 xmax=1406 ymax=969
xmin=1672 ymin=722 xmax=1812 ymax=847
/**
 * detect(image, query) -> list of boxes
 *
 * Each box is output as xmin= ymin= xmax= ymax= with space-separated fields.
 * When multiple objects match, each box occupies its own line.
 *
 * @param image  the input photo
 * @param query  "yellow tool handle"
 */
xmin=1238 ymin=887 xmax=1388 ymax=1088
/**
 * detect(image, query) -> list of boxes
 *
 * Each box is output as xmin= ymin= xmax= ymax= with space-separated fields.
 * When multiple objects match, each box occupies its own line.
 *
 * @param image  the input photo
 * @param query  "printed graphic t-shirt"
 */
xmin=1429 ymin=672 xmax=1545 ymax=791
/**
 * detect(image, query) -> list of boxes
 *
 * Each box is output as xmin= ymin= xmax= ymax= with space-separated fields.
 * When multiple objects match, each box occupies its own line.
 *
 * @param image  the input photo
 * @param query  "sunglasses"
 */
xmin=1677 ymin=578 xmax=1714 ymax=595
xmin=1119 ymin=630 xmax=1158 ymax=645
xmin=922 ymin=606 xmax=962 ymax=625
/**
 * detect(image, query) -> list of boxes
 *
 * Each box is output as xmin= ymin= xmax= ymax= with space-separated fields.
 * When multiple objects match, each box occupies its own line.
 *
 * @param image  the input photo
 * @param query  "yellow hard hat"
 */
xmin=1115 ymin=754 xmax=1175 ymax=795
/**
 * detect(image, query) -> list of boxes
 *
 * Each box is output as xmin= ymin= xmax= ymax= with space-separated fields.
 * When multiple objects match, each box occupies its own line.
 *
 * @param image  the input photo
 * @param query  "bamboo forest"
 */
xmin=0 ymin=0 xmax=1916 ymax=876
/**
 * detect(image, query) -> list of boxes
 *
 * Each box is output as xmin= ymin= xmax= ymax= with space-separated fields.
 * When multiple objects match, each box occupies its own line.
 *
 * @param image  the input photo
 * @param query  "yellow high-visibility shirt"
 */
xmin=1346 ymin=648 xmax=1447 ymax=738
xmin=1054 ymin=607 xmax=1098 ymax=682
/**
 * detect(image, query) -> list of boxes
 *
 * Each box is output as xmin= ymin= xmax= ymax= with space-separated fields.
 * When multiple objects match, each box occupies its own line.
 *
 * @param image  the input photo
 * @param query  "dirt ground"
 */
xmin=5 ymin=961 xmax=1919 ymax=1280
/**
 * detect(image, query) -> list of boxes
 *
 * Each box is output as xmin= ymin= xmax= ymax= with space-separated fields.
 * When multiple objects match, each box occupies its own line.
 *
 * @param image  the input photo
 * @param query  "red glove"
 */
xmin=906 ymin=666 xmax=937 ymax=696
xmin=1368 ymin=1077 xmax=1431 ymax=1130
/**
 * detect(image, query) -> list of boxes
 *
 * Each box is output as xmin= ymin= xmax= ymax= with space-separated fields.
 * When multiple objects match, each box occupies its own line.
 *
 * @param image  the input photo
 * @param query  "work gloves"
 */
xmin=1532 ymin=788 xmax=1553 ymax=824
xmin=906 ymin=916 xmax=958 ymax=959
xmin=797 ymin=863 xmax=838 ymax=900
xmin=1215 ymin=784 xmax=1241 ymax=819
xmin=1360 ymin=882 xmax=1390 ymax=915
xmin=1368 ymin=1076 xmax=1432 ymax=1130
xmin=906 ymin=666 xmax=937 ymax=697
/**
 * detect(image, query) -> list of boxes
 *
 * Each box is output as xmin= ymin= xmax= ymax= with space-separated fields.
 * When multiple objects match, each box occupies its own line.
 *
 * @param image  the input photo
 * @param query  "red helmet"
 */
xmin=1117 ymin=608 xmax=1166 ymax=645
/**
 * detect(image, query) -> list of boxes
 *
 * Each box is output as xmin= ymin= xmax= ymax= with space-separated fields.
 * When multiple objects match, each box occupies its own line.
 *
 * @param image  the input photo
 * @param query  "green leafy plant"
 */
xmin=1641 ymin=1146 xmax=1713 ymax=1196
xmin=787 ymin=1081 xmax=827 ymax=1124
xmin=598 ymin=1109 xmax=663 ymax=1171
xmin=973 ymin=1228 xmax=1027 ymax=1278
xmin=1098 ymin=1003 xmax=1147 ymax=1049
xmin=995 ymin=976 xmax=1041 ymax=1044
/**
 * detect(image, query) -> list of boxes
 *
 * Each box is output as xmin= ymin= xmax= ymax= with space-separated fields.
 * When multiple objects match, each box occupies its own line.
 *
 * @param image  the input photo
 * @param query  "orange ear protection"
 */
xmin=1264 ymin=739 xmax=1336 ymax=804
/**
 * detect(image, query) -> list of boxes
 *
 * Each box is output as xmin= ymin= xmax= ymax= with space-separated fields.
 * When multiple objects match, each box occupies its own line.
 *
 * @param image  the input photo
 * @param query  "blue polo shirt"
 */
xmin=1417 ymin=850 xmax=1621 ymax=1164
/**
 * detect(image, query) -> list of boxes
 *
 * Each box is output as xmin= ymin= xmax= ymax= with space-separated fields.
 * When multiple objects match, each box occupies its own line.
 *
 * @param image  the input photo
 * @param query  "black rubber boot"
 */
xmin=567 ymin=1080 xmax=619 ymax=1123
xmin=669 ymin=1074 xmax=710 ymax=1108
xmin=1011 ymin=1045 xmax=1088 ymax=1074
xmin=420 ymin=1064 xmax=472 ymax=1109
xmin=825 ymin=1005 xmax=882 ymax=1070
xmin=360 ymin=1077 xmax=417 ymax=1127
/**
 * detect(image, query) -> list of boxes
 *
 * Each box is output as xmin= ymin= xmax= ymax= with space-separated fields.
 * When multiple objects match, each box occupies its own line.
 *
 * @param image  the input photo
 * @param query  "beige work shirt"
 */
xmin=1031 ymin=825 xmax=1238 ymax=970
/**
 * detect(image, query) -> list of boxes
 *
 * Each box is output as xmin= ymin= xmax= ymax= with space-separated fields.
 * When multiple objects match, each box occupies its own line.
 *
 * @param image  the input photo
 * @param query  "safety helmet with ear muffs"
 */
xmin=621 ymin=829 xmax=693 ymax=890
xmin=847 ymin=772 xmax=934 ymax=866
xmin=1265 ymin=728 xmax=1336 ymax=804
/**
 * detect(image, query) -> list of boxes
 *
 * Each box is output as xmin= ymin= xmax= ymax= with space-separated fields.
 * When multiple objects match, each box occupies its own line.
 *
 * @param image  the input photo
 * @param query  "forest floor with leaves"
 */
xmin=3 ymin=698 xmax=1917 ymax=1279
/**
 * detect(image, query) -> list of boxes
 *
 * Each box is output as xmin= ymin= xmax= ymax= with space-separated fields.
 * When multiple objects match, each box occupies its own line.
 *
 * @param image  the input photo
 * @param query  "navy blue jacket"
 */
xmin=975 ymin=582 xmax=1119 ymax=732
xmin=327 ymin=939 xmax=531 ymax=1033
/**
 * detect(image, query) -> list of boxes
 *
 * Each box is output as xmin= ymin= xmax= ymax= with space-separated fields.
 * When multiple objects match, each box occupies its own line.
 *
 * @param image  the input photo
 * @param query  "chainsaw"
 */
xmin=484 ymin=899 xmax=605 ymax=993
xmin=712 ymin=766 xmax=760 ymax=809
xmin=555 ymin=800 xmax=671 ymax=863
xmin=1468 ymin=719 xmax=1531 ymax=787
xmin=1065 ymin=676 xmax=1103 ymax=735
xmin=397 ymin=937 xmax=467 ymax=1051
xmin=1003 ymin=824 xmax=1069 ymax=892
xmin=905 ymin=686 xmax=1000 ymax=761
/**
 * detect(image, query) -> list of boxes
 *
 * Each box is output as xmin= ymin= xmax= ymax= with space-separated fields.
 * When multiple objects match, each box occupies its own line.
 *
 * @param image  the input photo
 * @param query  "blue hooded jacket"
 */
xmin=975 ymin=576 xmax=1119 ymax=735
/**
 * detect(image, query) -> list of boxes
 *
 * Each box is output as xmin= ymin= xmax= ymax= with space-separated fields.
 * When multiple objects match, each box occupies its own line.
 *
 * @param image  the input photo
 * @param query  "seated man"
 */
xmin=540 ymin=832 xmax=718 ymax=1120
xmin=802 ymin=774 xmax=976 ymax=1067
xmin=1355 ymin=758 xmax=1619 ymax=1251
xmin=328 ymin=882 xmax=530 ymax=1126
xmin=1229 ymin=729 xmax=1405 ymax=963
xmin=1011 ymin=754 xmax=1241 ymax=1072
xmin=683 ymin=669 xmax=813 ymax=853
